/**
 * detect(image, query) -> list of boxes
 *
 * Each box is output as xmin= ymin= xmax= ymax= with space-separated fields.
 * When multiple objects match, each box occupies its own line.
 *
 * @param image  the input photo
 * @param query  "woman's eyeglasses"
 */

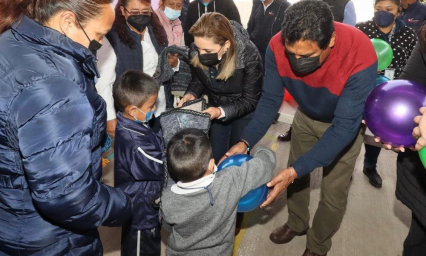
xmin=122 ymin=6 xmax=152 ymax=16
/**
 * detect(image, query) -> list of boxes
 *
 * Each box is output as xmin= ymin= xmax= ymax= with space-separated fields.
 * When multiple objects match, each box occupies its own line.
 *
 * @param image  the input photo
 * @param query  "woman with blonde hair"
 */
xmin=178 ymin=12 xmax=263 ymax=164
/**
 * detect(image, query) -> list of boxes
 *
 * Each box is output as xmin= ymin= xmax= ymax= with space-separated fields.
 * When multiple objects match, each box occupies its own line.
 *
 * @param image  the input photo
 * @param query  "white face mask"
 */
xmin=164 ymin=6 xmax=181 ymax=21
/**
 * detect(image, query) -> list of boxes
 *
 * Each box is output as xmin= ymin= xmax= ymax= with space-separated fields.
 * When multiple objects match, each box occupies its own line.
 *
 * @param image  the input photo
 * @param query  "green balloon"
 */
xmin=419 ymin=146 xmax=426 ymax=168
xmin=371 ymin=38 xmax=393 ymax=71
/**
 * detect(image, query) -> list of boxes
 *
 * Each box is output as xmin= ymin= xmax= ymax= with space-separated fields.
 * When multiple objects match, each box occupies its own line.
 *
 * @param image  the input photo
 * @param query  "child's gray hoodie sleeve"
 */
xmin=228 ymin=147 xmax=276 ymax=198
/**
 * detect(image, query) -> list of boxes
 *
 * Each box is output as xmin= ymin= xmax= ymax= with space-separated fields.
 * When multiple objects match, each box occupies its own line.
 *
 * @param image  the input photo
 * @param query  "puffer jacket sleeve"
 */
xmin=185 ymin=65 xmax=205 ymax=98
xmin=10 ymin=77 xmax=131 ymax=230
xmin=221 ymin=43 xmax=263 ymax=121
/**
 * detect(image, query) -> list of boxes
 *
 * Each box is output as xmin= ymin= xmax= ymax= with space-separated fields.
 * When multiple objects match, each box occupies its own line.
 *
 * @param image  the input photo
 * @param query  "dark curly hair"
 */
xmin=281 ymin=0 xmax=334 ymax=50
xmin=113 ymin=0 xmax=168 ymax=49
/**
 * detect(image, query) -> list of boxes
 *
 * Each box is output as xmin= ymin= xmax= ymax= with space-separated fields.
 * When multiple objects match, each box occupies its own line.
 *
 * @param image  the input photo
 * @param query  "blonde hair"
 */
xmin=189 ymin=13 xmax=236 ymax=81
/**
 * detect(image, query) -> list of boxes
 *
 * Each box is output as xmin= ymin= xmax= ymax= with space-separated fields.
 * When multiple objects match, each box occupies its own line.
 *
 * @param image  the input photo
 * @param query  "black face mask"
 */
xmin=76 ymin=19 xmax=102 ymax=56
xmin=286 ymin=49 xmax=323 ymax=74
xmin=198 ymin=45 xmax=224 ymax=66
xmin=127 ymin=14 xmax=151 ymax=32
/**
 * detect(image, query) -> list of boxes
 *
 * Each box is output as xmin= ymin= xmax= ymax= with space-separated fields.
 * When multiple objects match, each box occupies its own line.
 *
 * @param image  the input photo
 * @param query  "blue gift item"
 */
xmin=217 ymin=154 xmax=268 ymax=212
xmin=376 ymin=75 xmax=390 ymax=87
xmin=101 ymin=133 xmax=113 ymax=153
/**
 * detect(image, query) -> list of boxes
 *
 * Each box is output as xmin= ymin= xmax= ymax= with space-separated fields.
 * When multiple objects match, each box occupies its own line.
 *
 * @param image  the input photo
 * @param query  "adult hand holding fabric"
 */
xmin=177 ymin=94 xmax=196 ymax=107
xmin=202 ymin=107 xmax=221 ymax=120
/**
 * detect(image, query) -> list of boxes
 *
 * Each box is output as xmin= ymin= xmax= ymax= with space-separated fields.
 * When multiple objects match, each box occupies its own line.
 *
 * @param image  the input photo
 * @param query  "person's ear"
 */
xmin=59 ymin=11 xmax=77 ymax=35
xmin=126 ymin=105 xmax=138 ymax=118
xmin=328 ymin=32 xmax=336 ymax=48
xmin=224 ymin=40 xmax=231 ymax=53
xmin=209 ymin=158 xmax=215 ymax=173
xmin=120 ymin=5 xmax=127 ymax=17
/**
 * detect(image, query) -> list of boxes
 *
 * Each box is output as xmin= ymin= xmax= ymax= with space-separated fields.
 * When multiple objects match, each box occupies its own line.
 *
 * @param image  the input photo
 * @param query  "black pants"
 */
xmin=404 ymin=213 xmax=426 ymax=256
xmin=210 ymin=114 xmax=252 ymax=163
xmin=121 ymin=224 xmax=161 ymax=256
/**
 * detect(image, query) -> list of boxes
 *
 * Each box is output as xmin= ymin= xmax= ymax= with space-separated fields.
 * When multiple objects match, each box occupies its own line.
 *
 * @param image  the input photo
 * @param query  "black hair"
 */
xmin=0 ymin=0 xmax=112 ymax=34
xmin=281 ymin=0 xmax=334 ymax=50
xmin=113 ymin=0 xmax=168 ymax=49
xmin=167 ymin=128 xmax=213 ymax=183
xmin=374 ymin=0 xmax=403 ymax=13
xmin=113 ymin=70 xmax=160 ymax=112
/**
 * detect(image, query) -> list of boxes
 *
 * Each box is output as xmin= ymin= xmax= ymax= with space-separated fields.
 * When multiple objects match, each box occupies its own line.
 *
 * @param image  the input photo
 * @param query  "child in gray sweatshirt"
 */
xmin=161 ymin=128 xmax=276 ymax=256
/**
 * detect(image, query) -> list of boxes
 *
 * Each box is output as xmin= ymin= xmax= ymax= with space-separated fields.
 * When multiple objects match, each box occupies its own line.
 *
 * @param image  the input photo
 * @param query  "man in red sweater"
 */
xmin=223 ymin=0 xmax=377 ymax=255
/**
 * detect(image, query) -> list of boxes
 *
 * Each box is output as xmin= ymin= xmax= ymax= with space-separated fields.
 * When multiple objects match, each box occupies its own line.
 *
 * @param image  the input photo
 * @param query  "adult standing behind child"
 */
xmin=96 ymin=0 xmax=174 ymax=138
xmin=155 ymin=0 xmax=185 ymax=46
xmin=183 ymin=0 xmax=241 ymax=45
xmin=400 ymin=0 xmax=426 ymax=31
xmin=178 ymin=13 xmax=263 ymax=163
xmin=356 ymin=0 xmax=417 ymax=188
xmin=113 ymin=70 xmax=166 ymax=256
xmin=161 ymin=128 xmax=276 ymax=256
xmin=247 ymin=0 xmax=291 ymax=65
xmin=223 ymin=1 xmax=377 ymax=255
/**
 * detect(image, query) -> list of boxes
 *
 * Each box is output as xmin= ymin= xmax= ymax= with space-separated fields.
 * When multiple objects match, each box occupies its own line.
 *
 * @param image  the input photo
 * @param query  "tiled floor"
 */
xmin=100 ymin=123 xmax=410 ymax=256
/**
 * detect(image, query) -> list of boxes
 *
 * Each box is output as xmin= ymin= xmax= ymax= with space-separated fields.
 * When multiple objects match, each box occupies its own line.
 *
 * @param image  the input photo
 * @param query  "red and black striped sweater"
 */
xmin=242 ymin=22 xmax=378 ymax=177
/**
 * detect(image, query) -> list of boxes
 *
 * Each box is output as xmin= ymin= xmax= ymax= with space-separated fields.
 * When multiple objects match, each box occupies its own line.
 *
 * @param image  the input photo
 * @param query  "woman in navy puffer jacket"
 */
xmin=0 ymin=1 xmax=131 ymax=255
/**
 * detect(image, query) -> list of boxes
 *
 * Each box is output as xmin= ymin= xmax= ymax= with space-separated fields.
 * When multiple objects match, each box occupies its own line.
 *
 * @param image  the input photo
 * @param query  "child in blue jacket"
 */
xmin=113 ymin=70 xmax=166 ymax=256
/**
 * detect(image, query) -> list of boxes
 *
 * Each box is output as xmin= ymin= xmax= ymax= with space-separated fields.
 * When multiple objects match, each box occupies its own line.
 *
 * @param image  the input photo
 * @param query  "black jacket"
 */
xmin=397 ymin=42 xmax=426 ymax=227
xmin=106 ymin=24 xmax=167 ymax=85
xmin=186 ymin=21 xmax=263 ymax=122
xmin=114 ymin=113 xmax=166 ymax=230
xmin=247 ymin=0 xmax=290 ymax=64
xmin=356 ymin=19 xmax=417 ymax=78
xmin=184 ymin=0 xmax=241 ymax=46
xmin=323 ymin=0 xmax=349 ymax=22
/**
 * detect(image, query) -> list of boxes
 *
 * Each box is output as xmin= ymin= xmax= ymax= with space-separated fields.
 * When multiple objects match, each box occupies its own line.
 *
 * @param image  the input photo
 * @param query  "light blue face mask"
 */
xmin=164 ymin=6 xmax=181 ymax=21
xmin=133 ymin=107 xmax=154 ymax=123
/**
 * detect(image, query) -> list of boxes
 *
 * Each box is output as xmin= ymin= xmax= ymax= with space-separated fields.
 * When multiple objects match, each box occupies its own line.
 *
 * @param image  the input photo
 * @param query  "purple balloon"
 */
xmin=365 ymin=80 xmax=426 ymax=147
